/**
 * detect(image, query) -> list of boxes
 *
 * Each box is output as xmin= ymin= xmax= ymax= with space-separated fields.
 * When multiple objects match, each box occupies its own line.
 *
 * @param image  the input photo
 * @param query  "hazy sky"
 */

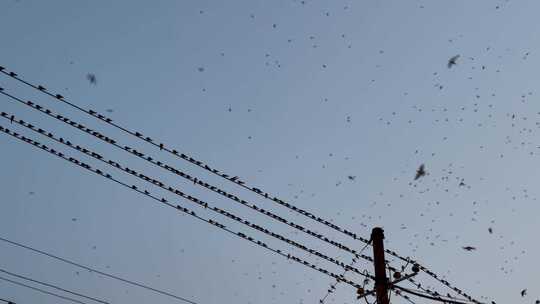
xmin=1 ymin=1 xmax=539 ymax=303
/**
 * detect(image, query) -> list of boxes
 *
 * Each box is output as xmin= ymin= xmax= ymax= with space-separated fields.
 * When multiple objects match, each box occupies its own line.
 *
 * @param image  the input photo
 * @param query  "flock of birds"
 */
xmin=4 ymin=1 xmax=539 ymax=304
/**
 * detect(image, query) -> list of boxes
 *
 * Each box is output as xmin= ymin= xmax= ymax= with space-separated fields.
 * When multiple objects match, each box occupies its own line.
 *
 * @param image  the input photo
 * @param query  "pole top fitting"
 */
xmin=371 ymin=227 xmax=385 ymax=240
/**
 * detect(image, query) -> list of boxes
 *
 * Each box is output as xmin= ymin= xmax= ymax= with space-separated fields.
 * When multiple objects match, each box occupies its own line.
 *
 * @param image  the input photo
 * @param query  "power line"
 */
xmin=0 ymin=275 xmax=89 ymax=304
xmin=318 ymin=242 xmax=372 ymax=304
xmin=0 ymin=108 xmax=379 ymax=277
xmin=0 ymin=67 xmax=484 ymax=304
xmin=0 ymin=125 xmax=364 ymax=290
xmin=393 ymin=285 xmax=475 ymax=304
xmin=0 ymin=297 xmax=15 ymax=304
xmin=0 ymin=268 xmax=109 ymax=304
xmin=0 ymin=90 xmax=396 ymax=271
xmin=0 ymin=111 xmax=375 ymax=281
xmin=0 ymin=237 xmax=198 ymax=304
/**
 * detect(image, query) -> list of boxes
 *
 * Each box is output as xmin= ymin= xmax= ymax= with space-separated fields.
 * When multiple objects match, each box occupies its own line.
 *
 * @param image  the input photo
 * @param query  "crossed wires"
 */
xmin=318 ymin=242 xmax=372 ymax=304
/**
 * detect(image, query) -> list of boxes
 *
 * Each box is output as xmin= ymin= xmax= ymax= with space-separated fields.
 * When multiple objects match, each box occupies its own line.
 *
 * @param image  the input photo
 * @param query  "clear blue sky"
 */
xmin=0 ymin=1 xmax=538 ymax=303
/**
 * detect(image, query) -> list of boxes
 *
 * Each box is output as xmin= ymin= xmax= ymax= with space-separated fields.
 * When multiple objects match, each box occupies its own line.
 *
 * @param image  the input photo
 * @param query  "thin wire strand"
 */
xmin=0 ymin=268 xmax=109 ymax=304
xmin=0 ymin=237 xmax=198 ymax=304
xmin=0 ymin=91 xmax=384 ymax=273
xmin=0 ymin=67 xmax=483 ymax=304
xmin=0 ymin=297 xmax=15 ymax=304
xmin=318 ymin=242 xmax=371 ymax=304
xmin=393 ymin=285 xmax=475 ymax=304
xmin=0 ymin=275 xmax=89 ymax=304
xmin=0 ymin=111 xmax=374 ymax=280
xmin=0 ymin=125 xmax=364 ymax=290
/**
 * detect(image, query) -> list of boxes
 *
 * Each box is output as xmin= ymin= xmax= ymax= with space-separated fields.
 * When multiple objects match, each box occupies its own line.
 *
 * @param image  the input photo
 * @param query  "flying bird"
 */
xmin=447 ymin=55 xmax=460 ymax=68
xmin=521 ymin=289 xmax=527 ymax=297
xmin=462 ymin=246 xmax=476 ymax=251
xmin=414 ymin=164 xmax=426 ymax=180
xmin=86 ymin=73 xmax=97 ymax=85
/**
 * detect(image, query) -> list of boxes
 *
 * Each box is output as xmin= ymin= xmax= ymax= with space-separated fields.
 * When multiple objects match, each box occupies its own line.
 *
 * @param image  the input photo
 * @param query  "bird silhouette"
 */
xmin=462 ymin=246 xmax=476 ymax=251
xmin=86 ymin=73 xmax=97 ymax=85
xmin=521 ymin=289 xmax=527 ymax=297
xmin=447 ymin=55 xmax=460 ymax=68
xmin=415 ymin=164 xmax=426 ymax=180
xmin=10 ymin=115 xmax=14 ymax=124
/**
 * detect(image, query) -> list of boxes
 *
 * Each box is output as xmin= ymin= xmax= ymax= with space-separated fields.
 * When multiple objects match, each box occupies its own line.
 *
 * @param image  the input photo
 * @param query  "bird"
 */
xmin=347 ymin=175 xmax=356 ymax=181
xmin=414 ymin=164 xmax=426 ymax=180
xmin=447 ymin=55 xmax=460 ymax=68
xmin=86 ymin=73 xmax=97 ymax=85
xmin=10 ymin=115 xmax=14 ymax=124
xmin=488 ymin=227 xmax=493 ymax=234
xmin=520 ymin=289 xmax=527 ymax=297
xmin=462 ymin=246 xmax=476 ymax=251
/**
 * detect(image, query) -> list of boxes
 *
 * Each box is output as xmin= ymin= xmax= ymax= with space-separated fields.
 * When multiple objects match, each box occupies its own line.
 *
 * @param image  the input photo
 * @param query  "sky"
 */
xmin=0 ymin=0 xmax=539 ymax=303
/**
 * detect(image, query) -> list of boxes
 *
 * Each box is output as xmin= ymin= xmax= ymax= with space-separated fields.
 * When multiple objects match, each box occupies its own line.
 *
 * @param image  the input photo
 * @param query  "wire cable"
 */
xmin=0 ymin=275 xmax=89 ymax=304
xmin=318 ymin=242 xmax=371 ymax=304
xmin=393 ymin=285 xmax=475 ymax=304
xmin=0 ymin=124 xmax=364 ymax=290
xmin=0 ymin=111 xmax=374 ymax=280
xmin=0 ymin=268 xmax=109 ymax=304
xmin=0 ymin=237 xmax=198 ymax=304
xmin=0 ymin=67 xmax=484 ymax=304
xmin=0 ymin=297 xmax=15 ymax=304
xmin=0 ymin=89 xmax=389 ymax=275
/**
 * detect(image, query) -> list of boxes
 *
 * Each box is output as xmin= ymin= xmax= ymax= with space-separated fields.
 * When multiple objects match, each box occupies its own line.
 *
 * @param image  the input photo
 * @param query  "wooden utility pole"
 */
xmin=371 ymin=227 xmax=390 ymax=304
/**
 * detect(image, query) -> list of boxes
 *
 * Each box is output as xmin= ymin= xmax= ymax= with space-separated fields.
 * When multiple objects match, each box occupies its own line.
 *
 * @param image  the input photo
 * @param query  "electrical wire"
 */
xmin=0 ymin=268 xmax=108 ymax=304
xmin=0 ymin=275 xmax=89 ymax=304
xmin=0 ymin=89 xmax=392 ymax=276
xmin=0 ymin=124 xmax=364 ymax=290
xmin=0 ymin=236 xmax=198 ymax=304
xmin=0 ymin=297 xmax=15 ymax=304
xmin=318 ymin=242 xmax=371 ymax=304
xmin=393 ymin=285 xmax=476 ymax=304
xmin=0 ymin=67 xmax=484 ymax=304
xmin=0 ymin=111 xmax=375 ymax=280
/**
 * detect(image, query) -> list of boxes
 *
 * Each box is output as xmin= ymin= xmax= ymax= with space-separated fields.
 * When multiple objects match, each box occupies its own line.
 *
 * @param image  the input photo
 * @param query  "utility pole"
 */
xmin=371 ymin=227 xmax=390 ymax=304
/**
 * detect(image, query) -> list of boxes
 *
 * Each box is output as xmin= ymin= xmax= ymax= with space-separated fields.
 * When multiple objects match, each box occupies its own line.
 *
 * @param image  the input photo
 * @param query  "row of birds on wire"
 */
xmin=0 ymin=65 xmax=488 ymax=304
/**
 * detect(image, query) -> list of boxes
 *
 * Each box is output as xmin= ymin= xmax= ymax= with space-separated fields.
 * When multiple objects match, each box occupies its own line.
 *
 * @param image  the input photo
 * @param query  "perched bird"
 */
xmin=488 ymin=227 xmax=493 ymax=234
xmin=414 ymin=164 xmax=426 ymax=180
xmin=447 ymin=55 xmax=460 ymax=68
xmin=86 ymin=73 xmax=97 ymax=85
xmin=10 ymin=115 xmax=14 ymax=124
xmin=462 ymin=246 xmax=476 ymax=251
xmin=520 ymin=289 xmax=527 ymax=297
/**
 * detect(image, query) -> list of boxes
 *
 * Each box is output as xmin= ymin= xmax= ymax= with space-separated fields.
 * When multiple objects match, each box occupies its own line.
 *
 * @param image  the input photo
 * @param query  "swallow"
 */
xmin=10 ymin=115 xmax=14 ymax=124
xmin=415 ymin=164 xmax=426 ymax=180
xmin=448 ymin=55 xmax=460 ymax=68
